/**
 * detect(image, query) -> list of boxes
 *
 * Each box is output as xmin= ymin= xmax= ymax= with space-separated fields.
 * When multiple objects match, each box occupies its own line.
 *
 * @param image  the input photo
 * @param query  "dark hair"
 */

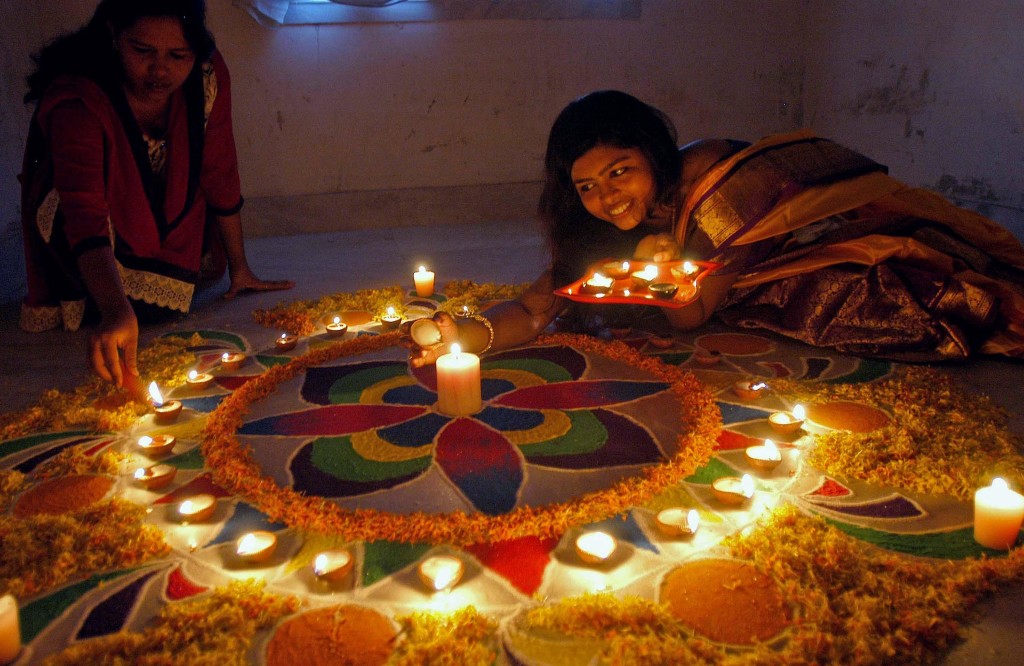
xmin=25 ymin=0 xmax=214 ymax=103
xmin=538 ymin=90 xmax=682 ymax=284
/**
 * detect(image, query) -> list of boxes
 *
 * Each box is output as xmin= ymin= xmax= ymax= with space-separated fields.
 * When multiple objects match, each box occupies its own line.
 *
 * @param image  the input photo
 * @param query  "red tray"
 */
xmin=553 ymin=259 xmax=721 ymax=309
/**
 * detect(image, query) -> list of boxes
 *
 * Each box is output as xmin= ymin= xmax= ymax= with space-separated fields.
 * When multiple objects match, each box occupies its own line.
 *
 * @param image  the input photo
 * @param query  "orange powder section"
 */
xmin=661 ymin=559 xmax=791 ymax=646
xmin=12 ymin=474 xmax=115 ymax=518
xmin=265 ymin=605 xmax=396 ymax=666
xmin=806 ymin=400 xmax=891 ymax=433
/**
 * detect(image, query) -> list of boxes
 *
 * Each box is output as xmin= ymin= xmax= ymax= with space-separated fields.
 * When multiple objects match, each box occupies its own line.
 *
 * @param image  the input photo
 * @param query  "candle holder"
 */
xmin=712 ymin=475 xmax=755 ymax=505
xmin=137 ymin=434 xmax=176 ymax=457
xmin=745 ymin=439 xmax=783 ymax=472
xmin=630 ymin=264 xmax=659 ymax=289
xmin=655 ymin=508 xmax=700 ymax=537
xmin=275 ymin=333 xmax=298 ymax=352
xmin=600 ymin=260 xmax=631 ymax=280
xmin=693 ymin=348 xmax=721 ymax=366
xmin=417 ymin=555 xmax=464 ymax=591
xmin=580 ymin=274 xmax=612 ymax=295
xmin=133 ymin=464 xmax=177 ymax=491
xmin=325 ymin=316 xmax=348 ymax=337
xmin=236 ymin=531 xmax=278 ymax=564
xmin=410 ymin=318 xmax=442 ymax=348
xmin=380 ymin=307 xmax=402 ymax=332
xmin=219 ymin=352 xmax=246 ymax=371
xmin=186 ymin=369 xmax=214 ymax=390
xmin=647 ymin=282 xmax=679 ymax=300
xmin=153 ymin=400 xmax=182 ymax=424
xmin=670 ymin=261 xmax=699 ymax=283
xmin=648 ymin=334 xmax=675 ymax=349
xmin=768 ymin=409 xmax=805 ymax=435
xmin=313 ymin=549 xmax=353 ymax=582
xmin=733 ymin=380 xmax=768 ymax=401
xmin=574 ymin=531 xmax=617 ymax=564
xmin=175 ymin=494 xmax=217 ymax=523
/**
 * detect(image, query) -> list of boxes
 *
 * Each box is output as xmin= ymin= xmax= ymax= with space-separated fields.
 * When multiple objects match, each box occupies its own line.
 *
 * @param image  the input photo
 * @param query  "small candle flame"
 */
xmin=280 ymin=332 xmax=288 ymax=340
xmin=577 ymin=531 xmax=616 ymax=560
xmin=222 ymin=352 xmax=230 ymax=362
xmin=635 ymin=264 xmax=658 ymax=280
xmin=741 ymin=474 xmax=755 ymax=497
xmin=148 ymin=381 xmax=164 ymax=407
xmin=237 ymin=533 xmax=259 ymax=555
xmin=683 ymin=260 xmax=697 ymax=275
xmin=386 ymin=306 xmax=396 ymax=317
xmin=188 ymin=370 xmax=198 ymax=381
xmin=750 ymin=381 xmax=768 ymax=391
xmin=792 ymin=404 xmax=806 ymax=421
xmin=138 ymin=435 xmax=154 ymax=448
xmin=991 ymin=477 xmax=1010 ymax=492
xmin=332 ymin=316 xmax=341 ymax=326
xmin=418 ymin=265 xmax=427 ymax=273
xmin=313 ymin=554 xmax=329 ymax=576
xmin=587 ymin=272 xmax=613 ymax=288
xmin=450 ymin=343 xmax=462 ymax=357
xmin=134 ymin=467 xmax=147 ymax=480
xmin=763 ymin=439 xmax=780 ymax=459
xmin=179 ymin=499 xmax=196 ymax=514
xmin=686 ymin=508 xmax=700 ymax=533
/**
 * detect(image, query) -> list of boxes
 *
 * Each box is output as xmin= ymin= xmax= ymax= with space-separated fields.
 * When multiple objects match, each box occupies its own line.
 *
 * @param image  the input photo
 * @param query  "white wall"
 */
xmin=1 ymin=0 xmax=1022 ymax=305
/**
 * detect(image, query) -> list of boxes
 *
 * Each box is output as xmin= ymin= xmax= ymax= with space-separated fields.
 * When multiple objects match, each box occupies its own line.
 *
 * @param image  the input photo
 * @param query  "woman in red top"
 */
xmin=20 ymin=0 xmax=292 ymax=387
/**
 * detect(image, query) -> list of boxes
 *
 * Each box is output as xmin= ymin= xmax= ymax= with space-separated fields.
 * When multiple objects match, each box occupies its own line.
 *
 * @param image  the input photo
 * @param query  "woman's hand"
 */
xmin=402 ymin=312 xmax=460 ymax=368
xmin=224 ymin=266 xmax=295 ymax=299
xmin=634 ymin=233 xmax=681 ymax=262
xmin=88 ymin=303 xmax=139 ymax=389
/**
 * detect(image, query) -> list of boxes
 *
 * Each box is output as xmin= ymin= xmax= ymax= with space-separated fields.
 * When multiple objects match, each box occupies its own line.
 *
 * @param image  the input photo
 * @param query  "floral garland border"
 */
xmin=201 ymin=332 xmax=721 ymax=546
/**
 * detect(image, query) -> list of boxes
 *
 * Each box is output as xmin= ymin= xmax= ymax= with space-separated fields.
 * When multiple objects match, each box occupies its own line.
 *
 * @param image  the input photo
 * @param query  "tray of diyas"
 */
xmin=554 ymin=258 xmax=721 ymax=308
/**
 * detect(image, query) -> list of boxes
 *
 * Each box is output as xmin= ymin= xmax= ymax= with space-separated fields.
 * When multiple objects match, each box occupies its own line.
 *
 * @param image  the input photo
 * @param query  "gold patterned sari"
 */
xmin=678 ymin=130 xmax=1024 ymax=361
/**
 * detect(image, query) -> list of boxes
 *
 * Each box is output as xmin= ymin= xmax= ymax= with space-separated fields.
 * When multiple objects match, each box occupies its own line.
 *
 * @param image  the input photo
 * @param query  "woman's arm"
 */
xmin=407 ymin=270 xmax=565 ymax=367
xmin=216 ymin=211 xmax=295 ymax=298
xmin=76 ymin=245 xmax=139 ymax=387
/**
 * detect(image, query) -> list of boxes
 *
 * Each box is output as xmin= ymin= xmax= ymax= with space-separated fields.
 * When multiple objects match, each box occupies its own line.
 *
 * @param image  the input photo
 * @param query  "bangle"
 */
xmin=464 ymin=313 xmax=495 ymax=354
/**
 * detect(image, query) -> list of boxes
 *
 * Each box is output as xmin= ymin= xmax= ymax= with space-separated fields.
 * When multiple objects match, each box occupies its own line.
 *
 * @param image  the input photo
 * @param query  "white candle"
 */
xmin=0 ymin=595 xmax=19 ymax=665
xmin=974 ymin=478 xmax=1024 ymax=549
xmin=414 ymin=266 xmax=435 ymax=298
xmin=435 ymin=344 xmax=481 ymax=416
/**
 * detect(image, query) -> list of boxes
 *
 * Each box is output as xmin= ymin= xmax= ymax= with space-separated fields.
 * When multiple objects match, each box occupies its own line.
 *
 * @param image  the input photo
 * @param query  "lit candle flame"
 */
xmin=587 ymin=273 xmax=613 ymax=288
xmin=222 ymin=352 xmax=230 ymax=362
xmin=763 ymin=439 xmax=780 ymax=459
xmin=134 ymin=468 xmax=147 ymax=480
xmin=179 ymin=499 xmax=196 ymax=514
xmin=313 ymin=554 xmax=329 ymax=576
xmin=793 ymin=404 xmax=806 ymax=421
xmin=237 ymin=533 xmax=259 ymax=555
xmin=138 ymin=435 xmax=153 ymax=448
xmin=332 ymin=316 xmax=341 ymax=326
xmin=635 ymin=264 xmax=658 ymax=280
xmin=418 ymin=265 xmax=426 ymax=273
xmin=686 ymin=508 xmax=700 ymax=533
xmin=188 ymin=370 xmax=198 ymax=381
xmin=577 ymin=531 xmax=616 ymax=560
xmin=450 ymin=343 xmax=462 ymax=357
xmin=280 ymin=332 xmax=288 ymax=340
xmin=741 ymin=473 xmax=755 ymax=497
xmin=148 ymin=381 xmax=164 ymax=407
xmin=683 ymin=260 xmax=697 ymax=275
xmin=751 ymin=381 xmax=768 ymax=391
xmin=992 ymin=477 xmax=1010 ymax=492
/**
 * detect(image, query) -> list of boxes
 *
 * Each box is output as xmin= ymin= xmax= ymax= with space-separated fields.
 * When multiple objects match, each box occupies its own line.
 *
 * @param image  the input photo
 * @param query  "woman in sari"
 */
xmin=407 ymin=90 xmax=1024 ymax=364
xmin=20 ymin=0 xmax=293 ymax=387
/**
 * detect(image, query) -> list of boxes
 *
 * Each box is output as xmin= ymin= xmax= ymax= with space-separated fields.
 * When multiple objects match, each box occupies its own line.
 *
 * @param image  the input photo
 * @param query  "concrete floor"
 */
xmin=1 ymin=217 xmax=1022 ymax=664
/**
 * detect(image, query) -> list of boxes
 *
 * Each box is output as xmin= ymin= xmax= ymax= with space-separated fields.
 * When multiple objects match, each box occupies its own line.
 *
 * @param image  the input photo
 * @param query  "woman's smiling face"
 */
xmin=571 ymin=144 xmax=657 ymax=231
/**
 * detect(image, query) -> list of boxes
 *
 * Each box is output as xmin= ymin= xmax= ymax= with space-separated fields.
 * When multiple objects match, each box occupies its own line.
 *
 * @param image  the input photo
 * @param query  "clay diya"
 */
xmin=600 ymin=260 xmax=632 ymax=279
xmin=148 ymin=382 xmax=182 ymax=424
xmin=380 ymin=306 xmax=402 ymax=332
xmin=630 ymin=264 xmax=659 ymax=288
xmin=136 ymin=434 xmax=176 ymax=457
xmin=648 ymin=334 xmax=675 ymax=349
xmin=693 ymin=349 xmax=721 ymax=366
xmin=325 ymin=316 xmax=348 ymax=337
xmin=769 ymin=404 xmax=806 ymax=435
xmin=236 ymin=531 xmax=278 ymax=564
xmin=647 ymin=282 xmax=679 ymax=299
xmin=733 ymin=380 xmax=768 ymax=401
xmin=133 ymin=464 xmax=177 ymax=491
xmin=219 ymin=352 xmax=246 ymax=371
xmin=712 ymin=474 xmax=756 ymax=505
xmin=313 ymin=549 xmax=354 ymax=582
xmin=745 ymin=439 xmax=783 ymax=472
xmin=175 ymin=494 xmax=217 ymax=523
xmin=580 ymin=273 xmax=613 ymax=295
xmin=670 ymin=260 xmax=699 ymax=283
xmin=417 ymin=555 xmax=465 ymax=591
xmin=655 ymin=507 xmax=700 ymax=537
xmin=186 ymin=369 xmax=214 ymax=390
xmin=275 ymin=333 xmax=298 ymax=352
xmin=574 ymin=531 xmax=618 ymax=564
